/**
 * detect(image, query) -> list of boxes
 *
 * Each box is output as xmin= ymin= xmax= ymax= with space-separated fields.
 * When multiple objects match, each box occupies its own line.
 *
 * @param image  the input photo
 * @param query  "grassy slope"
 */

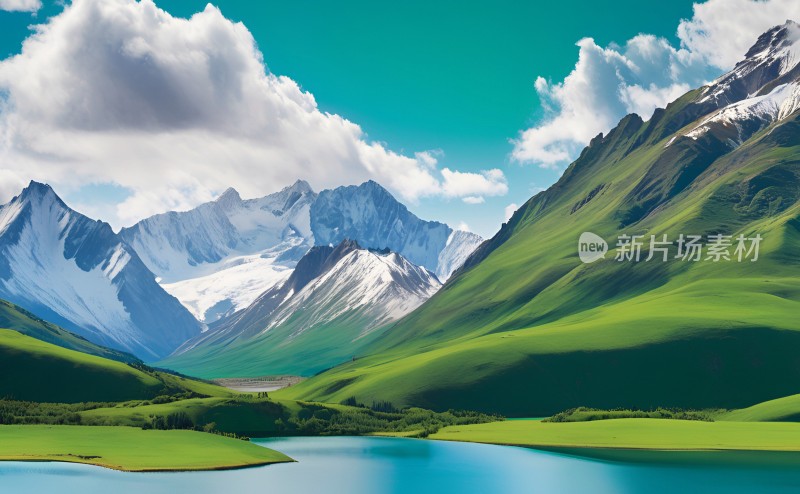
xmin=430 ymin=419 xmax=800 ymax=452
xmin=279 ymin=278 xmax=800 ymax=415
xmin=0 ymin=329 xmax=164 ymax=403
xmin=0 ymin=425 xmax=291 ymax=471
xmin=719 ymin=394 xmax=800 ymax=422
xmin=0 ymin=299 xmax=136 ymax=363
xmin=0 ymin=329 xmax=233 ymax=403
xmin=159 ymin=313 xmax=389 ymax=378
xmin=278 ymin=106 xmax=800 ymax=415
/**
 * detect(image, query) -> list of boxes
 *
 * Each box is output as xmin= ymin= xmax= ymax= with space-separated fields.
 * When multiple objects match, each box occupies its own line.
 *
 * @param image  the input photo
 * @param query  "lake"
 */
xmin=2 ymin=436 xmax=800 ymax=493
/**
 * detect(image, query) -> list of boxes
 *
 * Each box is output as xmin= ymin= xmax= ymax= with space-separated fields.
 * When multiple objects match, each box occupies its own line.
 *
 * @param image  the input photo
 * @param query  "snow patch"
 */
xmin=687 ymin=82 xmax=800 ymax=143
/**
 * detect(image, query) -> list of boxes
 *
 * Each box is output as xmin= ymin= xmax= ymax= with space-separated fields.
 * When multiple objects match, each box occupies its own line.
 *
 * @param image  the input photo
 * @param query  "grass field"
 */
xmin=0 ymin=425 xmax=291 ymax=471
xmin=430 ymin=419 xmax=800 ymax=452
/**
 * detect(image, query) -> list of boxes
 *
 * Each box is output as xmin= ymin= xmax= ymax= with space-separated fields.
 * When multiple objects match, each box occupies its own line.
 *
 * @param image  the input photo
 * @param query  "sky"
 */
xmin=0 ymin=0 xmax=798 ymax=237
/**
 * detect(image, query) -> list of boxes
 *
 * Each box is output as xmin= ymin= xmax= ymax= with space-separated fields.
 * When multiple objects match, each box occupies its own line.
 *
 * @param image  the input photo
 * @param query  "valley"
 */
xmin=1 ymin=15 xmax=800 ymax=493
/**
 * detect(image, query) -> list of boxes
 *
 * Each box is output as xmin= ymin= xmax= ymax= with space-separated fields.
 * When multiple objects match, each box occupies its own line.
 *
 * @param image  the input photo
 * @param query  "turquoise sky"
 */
xmin=0 ymin=0 xmax=699 ymax=237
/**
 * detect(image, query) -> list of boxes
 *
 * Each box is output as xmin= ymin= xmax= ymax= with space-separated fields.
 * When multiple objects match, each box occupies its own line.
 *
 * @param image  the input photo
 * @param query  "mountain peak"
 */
xmin=286 ymin=179 xmax=314 ymax=194
xmin=332 ymin=238 xmax=362 ymax=255
xmin=697 ymin=20 xmax=800 ymax=110
xmin=19 ymin=181 xmax=56 ymax=201
xmin=215 ymin=187 xmax=241 ymax=209
xmin=357 ymin=180 xmax=396 ymax=202
xmin=216 ymin=187 xmax=241 ymax=202
xmin=362 ymin=179 xmax=387 ymax=191
xmin=744 ymin=19 xmax=800 ymax=60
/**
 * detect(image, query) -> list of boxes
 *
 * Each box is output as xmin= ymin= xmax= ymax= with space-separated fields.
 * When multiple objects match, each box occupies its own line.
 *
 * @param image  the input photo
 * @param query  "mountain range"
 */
xmin=119 ymin=180 xmax=317 ymax=323
xmin=121 ymin=180 xmax=481 ymax=323
xmin=0 ymin=178 xmax=477 ymax=365
xmin=277 ymin=20 xmax=800 ymax=415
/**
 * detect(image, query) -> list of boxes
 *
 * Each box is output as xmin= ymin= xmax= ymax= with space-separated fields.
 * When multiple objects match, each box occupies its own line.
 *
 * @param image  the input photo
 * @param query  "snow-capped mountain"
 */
xmin=260 ymin=241 xmax=440 ymax=332
xmin=682 ymin=21 xmax=800 ymax=146
xmin=699 ymin=20 xmax=800 ymax=108
xmin=311 ymin=180 xmax=483 ymax=281
xmin=120 ymin=180 xmax=317 ymax=322
xmin=0 ymin=182 xmax=201 ymax=360
xmin=437 ymin=229 xmax=485 ymax=281
xmin=124 ymin=179 xmax=482 ymax=323
xmin=161 ymin=239 xmax=442 ymax=377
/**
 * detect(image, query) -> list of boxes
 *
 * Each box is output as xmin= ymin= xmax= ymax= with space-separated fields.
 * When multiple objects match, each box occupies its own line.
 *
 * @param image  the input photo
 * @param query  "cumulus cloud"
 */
xmin=414 ymin=150 xmax=442 ymax=169
xmin=504 ymin=203 xmax=518 ymax=223
xmin=0 ymin=0 xmax=41 ymax=12
xmin=678 ymin=0 xmax=800 ymax=68
xmin=512 ymin=0 xmax=800 ymax=169
xmin=462 ymin=196 xmax=485 ymax=204
xmin=0 ymin=0 xmax=506 ymax=227
xmin=441 ymin=168 xmax=508 ymax=198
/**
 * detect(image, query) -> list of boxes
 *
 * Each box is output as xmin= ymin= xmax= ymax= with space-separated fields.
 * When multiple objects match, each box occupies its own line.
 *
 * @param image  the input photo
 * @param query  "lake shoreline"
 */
xmin=0 ymin=455 xmax=294 ymax=473
xmin=7 ymin=435 xmax=800 ymax=493
xmin=0 ymin=425 xmax=294 ymax=472
xmin=425 ymin=439 xmax=800 ymax=466
xmin=427 ymin=418 xmax=800 ymax=464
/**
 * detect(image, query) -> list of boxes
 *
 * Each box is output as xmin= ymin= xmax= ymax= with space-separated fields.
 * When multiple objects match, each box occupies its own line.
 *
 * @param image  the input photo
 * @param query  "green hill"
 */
xmin=0 ymin=298 xmax=137 ymax=363
xmin=0 ymin=329 xmax=163 ymax=402
xmin=277 ymin=41 xmax=800 ymax=415
xmin=719 ymin=394 xmax=800 ymax=422
xmin=0 ymin=329 xmax=229 ymax=403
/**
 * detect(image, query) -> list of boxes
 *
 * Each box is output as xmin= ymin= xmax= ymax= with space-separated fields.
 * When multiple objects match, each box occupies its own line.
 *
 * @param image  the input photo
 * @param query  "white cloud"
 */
xmin=512 ymin=0 xmax=800 ymax=168
xmin=504 ymin=203 xmax=518 ymax=223
xmin=455 ymin=221 xmax=472 ymax=233
xmin=462 ymin=196 xmax=485 ymax=204
xmin=441 ymin=168 xmax=508 ymax=200
xmin=0 ymin=0 xmax=41 ymax=12
xmin=414 ymin=150 xmax=442 ymax=169
xmin=0 ymin=0 xmax=506 ymax=227
xmin=678 ymin=0 xmax=800 ymax=69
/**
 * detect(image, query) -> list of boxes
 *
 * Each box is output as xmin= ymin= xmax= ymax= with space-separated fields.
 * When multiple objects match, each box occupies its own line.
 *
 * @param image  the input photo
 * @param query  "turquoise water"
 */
xmin=2 ymin=436 xmax=800 ymax=493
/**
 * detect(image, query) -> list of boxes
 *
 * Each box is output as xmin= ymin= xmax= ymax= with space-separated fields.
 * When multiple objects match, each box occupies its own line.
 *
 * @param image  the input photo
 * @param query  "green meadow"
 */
xmin=430 ymin=418 xmax=800 ymax=452
xmin=0 ymin=425 xmax=291 ymax=471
